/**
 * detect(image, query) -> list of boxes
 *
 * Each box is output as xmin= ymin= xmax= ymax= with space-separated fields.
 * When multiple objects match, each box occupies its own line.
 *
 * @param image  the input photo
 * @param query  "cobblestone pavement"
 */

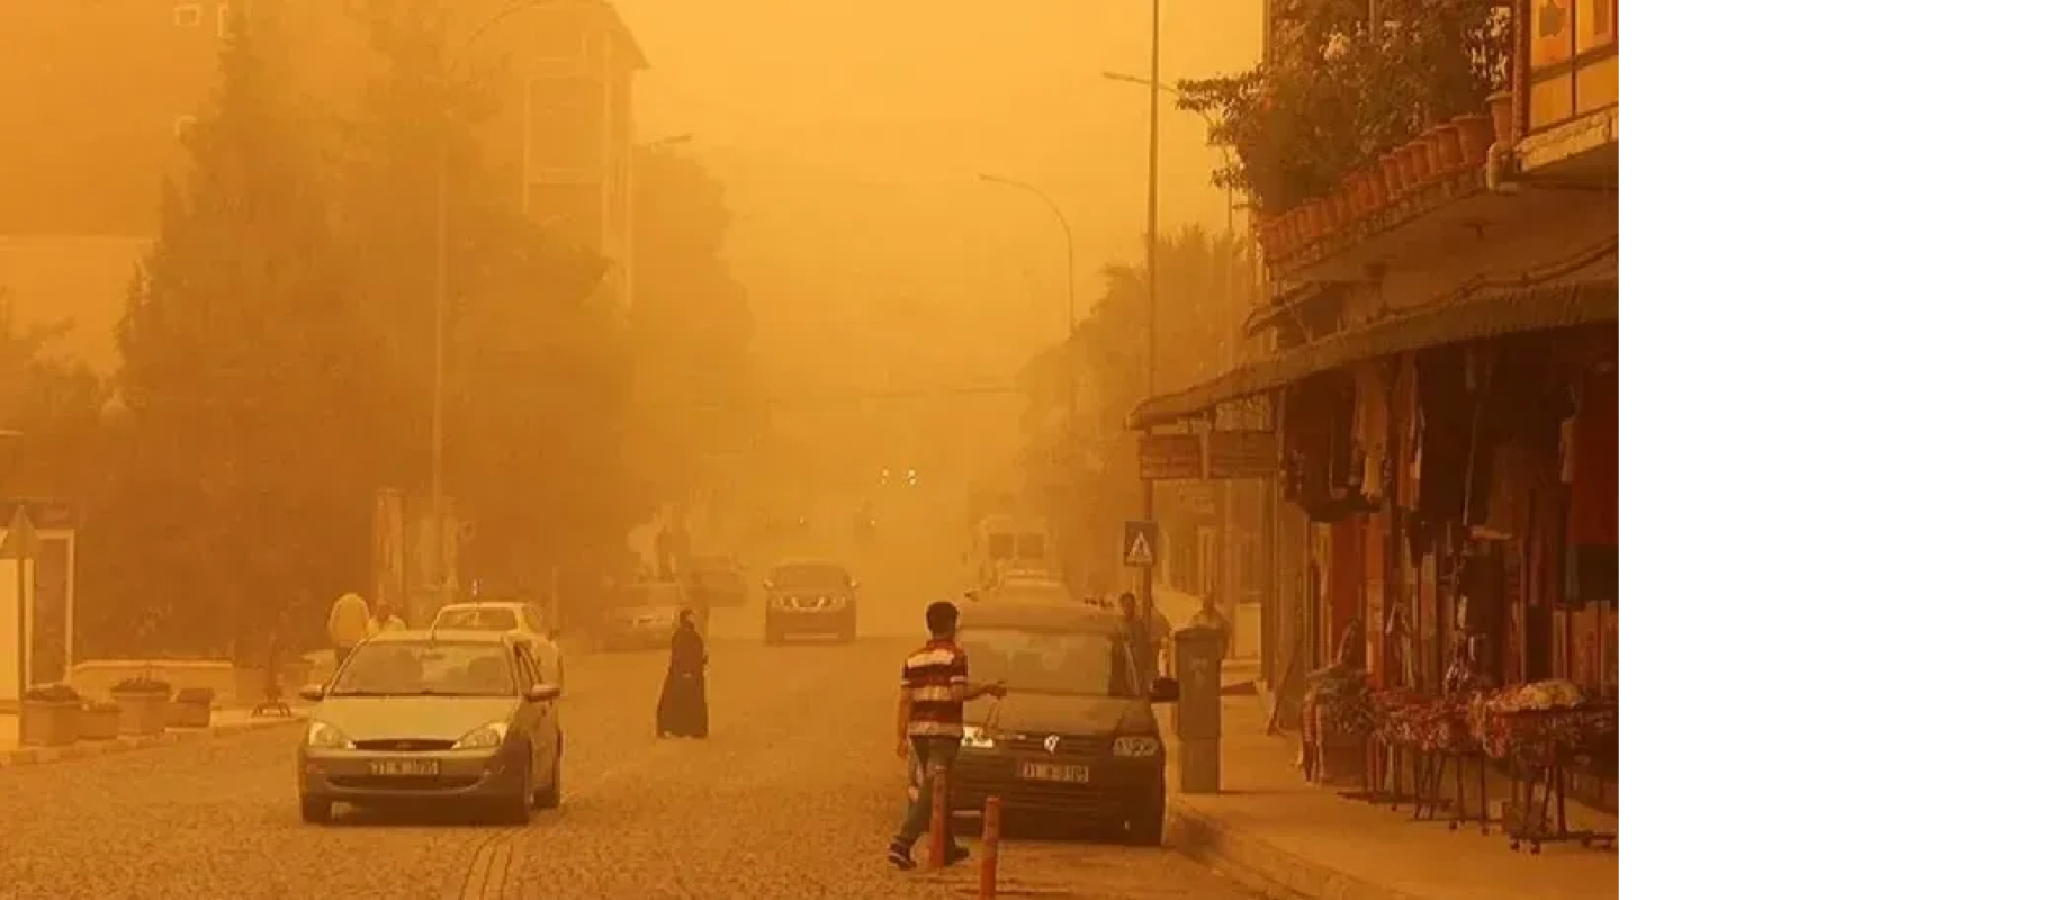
xmin=0 ymin=639 xmax=1263 ymax=900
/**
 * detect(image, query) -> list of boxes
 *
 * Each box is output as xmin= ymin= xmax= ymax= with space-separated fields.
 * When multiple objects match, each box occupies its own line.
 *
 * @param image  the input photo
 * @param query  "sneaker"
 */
xmin=887 ymin=842 xmax=917 ymax=871
xmin=941 ymin=844 xmax=971 ymax=866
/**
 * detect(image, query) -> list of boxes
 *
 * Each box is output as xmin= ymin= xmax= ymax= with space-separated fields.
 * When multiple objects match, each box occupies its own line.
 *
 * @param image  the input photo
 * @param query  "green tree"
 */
xmin=1020 ymin=228 xmax=1256 ymax=595
xmin=1178 ymin=0 xmax=1511 ymax=214
xmin=339 ymin=0 xmax=631 ymax=590
xmin=115 ymin=12 xmax=364 ymax=654
xmin=0 ymin=295 xmax=108 ymax=498
xmin=625 ymin=145 xmax=759 ymax=509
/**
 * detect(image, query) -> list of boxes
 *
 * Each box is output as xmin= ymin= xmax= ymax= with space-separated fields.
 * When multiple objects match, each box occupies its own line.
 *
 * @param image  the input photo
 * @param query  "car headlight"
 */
xmin=1113 ymin=735 xmax=1161 ymax=758
xmin=960 ymin=725 xmax=996 ymax=749
xmin=453 ymin=722 xmax=510 ymax=750
xmin=306 ymin=721 xmax=351 ymax=749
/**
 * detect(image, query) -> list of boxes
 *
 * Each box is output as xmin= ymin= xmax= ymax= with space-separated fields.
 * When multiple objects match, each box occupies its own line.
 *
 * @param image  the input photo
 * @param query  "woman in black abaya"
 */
xmin=656 ymin=609 xmax=710 ymax=738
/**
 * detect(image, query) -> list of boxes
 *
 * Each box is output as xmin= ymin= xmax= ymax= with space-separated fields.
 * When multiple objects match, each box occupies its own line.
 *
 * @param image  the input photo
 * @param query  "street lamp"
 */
xmin=1101 ymin=70 xmax=1238 ymax=235
xmin=977 ymin=173 xmax=1077 ymax=338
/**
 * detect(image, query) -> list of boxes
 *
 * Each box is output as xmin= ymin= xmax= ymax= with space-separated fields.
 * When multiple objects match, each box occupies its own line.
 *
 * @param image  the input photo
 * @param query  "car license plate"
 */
xmin=368 ymin=759 xmax=439 ymax=777
xmin=1017 ymin=762 xmax=1091 ymax=784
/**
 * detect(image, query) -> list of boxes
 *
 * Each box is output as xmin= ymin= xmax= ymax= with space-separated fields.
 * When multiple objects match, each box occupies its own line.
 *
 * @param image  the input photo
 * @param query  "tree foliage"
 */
xmin=115 ymin=13 xmax=364 ymax=654
xmin=341 ymin=0 xmax=629 ymax=590
xmin=1020 ymin=229 xmax=1257 ymax=595
xmin=624 ymin=146 xmax=758 ymax=506
xmin=1178 ymin=0 xmax=1512 ymax=215
xmin=99 ymin=2 xmax=637 ymax=653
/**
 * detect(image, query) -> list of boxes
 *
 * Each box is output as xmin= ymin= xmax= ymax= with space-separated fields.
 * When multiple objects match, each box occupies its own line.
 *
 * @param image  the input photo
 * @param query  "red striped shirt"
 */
xmin=901 ymin=638 xmax=969 ymax=739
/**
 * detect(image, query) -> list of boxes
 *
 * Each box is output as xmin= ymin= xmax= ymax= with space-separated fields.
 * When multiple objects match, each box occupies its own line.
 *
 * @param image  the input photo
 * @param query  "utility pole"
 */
xmin=1140 ymin=0 xmax=1162 ymax=636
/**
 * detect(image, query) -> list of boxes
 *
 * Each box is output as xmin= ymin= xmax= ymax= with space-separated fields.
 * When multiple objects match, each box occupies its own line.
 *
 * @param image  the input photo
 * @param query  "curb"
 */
xmin=1 ymin=716 xmax=306 ymax=769
xmin=1165 ymin=794 xmax=1415 ymax=900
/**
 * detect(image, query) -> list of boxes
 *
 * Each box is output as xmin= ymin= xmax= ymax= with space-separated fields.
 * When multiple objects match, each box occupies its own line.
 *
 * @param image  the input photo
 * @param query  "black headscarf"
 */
xmin=670 ymin=609 xmax=705 ymax=675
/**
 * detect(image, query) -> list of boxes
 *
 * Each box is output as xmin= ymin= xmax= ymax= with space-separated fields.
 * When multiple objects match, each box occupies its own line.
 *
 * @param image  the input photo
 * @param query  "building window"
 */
xmin=174 ymin=3 xmax=203 ymax=27
xmin=174 ymin=116 xmax=198 ymax=141
xmin=218 ymin=4 xmax=234 ymax=39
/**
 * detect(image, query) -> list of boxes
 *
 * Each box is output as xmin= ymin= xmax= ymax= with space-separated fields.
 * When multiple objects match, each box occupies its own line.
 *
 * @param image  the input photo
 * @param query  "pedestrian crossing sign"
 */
xmin=1122 ymin=520 xmax=1160 ymax=569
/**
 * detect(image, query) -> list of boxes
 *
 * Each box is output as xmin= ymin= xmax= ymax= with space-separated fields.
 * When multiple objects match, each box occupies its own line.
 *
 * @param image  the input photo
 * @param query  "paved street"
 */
xmin=0 ymin=627 xmax=1262 ymax=900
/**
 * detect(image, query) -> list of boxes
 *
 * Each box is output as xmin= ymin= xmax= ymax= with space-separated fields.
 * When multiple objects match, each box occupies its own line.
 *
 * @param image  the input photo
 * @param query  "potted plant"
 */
xmin=1423 ymin=122 xmax=1465 ymax=176
xmin=1394 ymin=142 xmax=1430 ymax=192
xmin=170 ymin=686 xmax=215 ymax=729
xmin=1377 ymin=155 xmax=1403 ymax=208
xmin=19 ymin=683 xmax=83 ymax=748
xmin=1453 ymin=114 xmax=1496 ymax=171
xmin=79 ymin=701 xmax=121 ymax=740
xmin=110 ymin=675 xmax=174 ymax=736
xmin=1488 ymin=90 xmax=1518 ymax=149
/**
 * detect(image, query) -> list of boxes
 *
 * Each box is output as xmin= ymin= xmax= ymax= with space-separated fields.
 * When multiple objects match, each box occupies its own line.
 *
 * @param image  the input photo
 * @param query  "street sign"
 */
xmin=1138 ymin=434 xmax=1204 ymax=481
xmin=1122 ymin=520 xmax=1160 ymax=569
xmin=1205 ymin=431 xmax=1279 ymax=479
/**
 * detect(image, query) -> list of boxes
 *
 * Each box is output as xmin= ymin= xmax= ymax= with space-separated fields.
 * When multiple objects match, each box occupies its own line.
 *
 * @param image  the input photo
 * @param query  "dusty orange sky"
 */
xmin=618 ymin=0 xmax=1261 ymax=382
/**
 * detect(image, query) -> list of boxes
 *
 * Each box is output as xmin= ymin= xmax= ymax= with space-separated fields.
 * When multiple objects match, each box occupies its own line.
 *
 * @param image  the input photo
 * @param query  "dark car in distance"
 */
xmin=944 ymin=600 xmax=1178 ymax=845
xmin=685 ymin=556 xmax=750 ymax=608
xmin=296 ymin=631 xmax=563 ymax=826
xmin=763 ymin=560 xmax=858 ymax=644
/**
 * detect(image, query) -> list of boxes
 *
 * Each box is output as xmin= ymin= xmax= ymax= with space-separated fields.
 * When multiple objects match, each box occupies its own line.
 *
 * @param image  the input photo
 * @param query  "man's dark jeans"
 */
xmin=895 ymin=736 xmax=961 ymax=848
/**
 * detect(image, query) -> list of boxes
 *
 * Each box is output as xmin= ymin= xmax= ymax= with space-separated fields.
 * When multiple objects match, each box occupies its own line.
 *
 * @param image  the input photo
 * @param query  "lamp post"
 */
xmin=1141 ymin=0 xmax=1162 ymax=636
xmin=429 ymin=0 xmax=611 ymax=619
xmin=1 ymin=430 xmax=24 ymax=704
xmin=977 ymin=173 xmax=1077 ymax=338
xmin=1101 ymin=70 xmax=1237 ymax=236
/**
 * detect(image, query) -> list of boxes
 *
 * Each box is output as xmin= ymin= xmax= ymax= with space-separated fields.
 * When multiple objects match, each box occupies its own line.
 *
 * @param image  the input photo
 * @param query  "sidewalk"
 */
xmin=0 ymin=705 xmax=308 ymax=768
xmin=1164 ymin=689 xmax=1618 ymax=900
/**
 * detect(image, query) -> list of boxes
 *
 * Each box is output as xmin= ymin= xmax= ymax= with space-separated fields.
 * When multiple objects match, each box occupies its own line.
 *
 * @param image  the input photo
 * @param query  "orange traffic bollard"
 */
xmin=926 ymin=762 xmax=950 ymax=870
xmin=978 ymin=796 xmax=1002 ymax=899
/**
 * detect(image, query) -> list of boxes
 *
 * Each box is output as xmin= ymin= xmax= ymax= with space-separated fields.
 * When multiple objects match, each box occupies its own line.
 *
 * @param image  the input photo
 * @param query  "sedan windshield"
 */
xmin=770 ymin=565 xmax=849 ymax=590
xmin=332 ymin=642 xmax=516 ymax=697
xmin=432 ymin=608 xmax=519 ymax=632
xmin=960 ymin=628 xmax=1138 ymax=698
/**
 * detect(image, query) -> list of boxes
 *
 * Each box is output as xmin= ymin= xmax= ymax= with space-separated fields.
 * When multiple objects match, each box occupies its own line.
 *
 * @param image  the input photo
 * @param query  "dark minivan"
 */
xmin=946 ymin=600 xmax=1178 ymax=844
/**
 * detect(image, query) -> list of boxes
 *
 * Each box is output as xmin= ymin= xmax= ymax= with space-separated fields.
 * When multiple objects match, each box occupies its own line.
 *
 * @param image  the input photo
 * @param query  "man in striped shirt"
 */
xmin=889 ymin=600 xmax=1006 ymax=870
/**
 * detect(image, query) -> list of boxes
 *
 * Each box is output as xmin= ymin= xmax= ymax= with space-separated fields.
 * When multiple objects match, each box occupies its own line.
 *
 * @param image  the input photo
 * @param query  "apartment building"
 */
xmin=0 ymin=0 xmax=645 ymax=368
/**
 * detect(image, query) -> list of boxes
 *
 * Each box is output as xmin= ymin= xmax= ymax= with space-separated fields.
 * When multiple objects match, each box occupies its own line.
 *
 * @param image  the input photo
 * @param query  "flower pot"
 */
xmin=18 ymin=700 xmax=81 ymax=747
xmin=1378 ymin=155 xmax=1404 ymax=205
xmin=79 ymin=703 xmax=120 ymax=740
xmin=113 ymin=692 xmax=171 ymax=736
xmin=1424 ymin=123 xmax=1464 ymax=175
xmin=1488 ymin=90 xmax=1517 ymax=148
xmin=1301 ymin=202 xmax=1325 ymax=243
xmin=1395 ymin=142 xmax=1431 ymax=190
xmin=1453 ymin=114 xmax=1496 ymax=171
xmin=169 ymin=698 xmax=212 ymax=729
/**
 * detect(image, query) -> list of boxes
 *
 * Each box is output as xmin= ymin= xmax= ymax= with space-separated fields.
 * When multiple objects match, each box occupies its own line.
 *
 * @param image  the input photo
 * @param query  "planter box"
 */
xmin=79 ymin=705 xmax=120 ymax=740
xmin=1488 ymin=91 xmax=1518 ymax=148
xmin=18 ymin=700 xmax=81 ymax=748
xmin=113 ymin=693 xmax=171 ymax=736
xmin=1424 ymin=124 xmax=1465 ymax=174
xmin=1453 ymin=114 xmax=1496 ymax=170
xmin=169 ymin=699 xmax=212 ymax=729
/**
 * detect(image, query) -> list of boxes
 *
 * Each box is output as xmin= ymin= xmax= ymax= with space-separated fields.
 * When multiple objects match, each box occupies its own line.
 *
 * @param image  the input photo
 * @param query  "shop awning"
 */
xmin=1129 ymin=278 xmax=1618 ymax=429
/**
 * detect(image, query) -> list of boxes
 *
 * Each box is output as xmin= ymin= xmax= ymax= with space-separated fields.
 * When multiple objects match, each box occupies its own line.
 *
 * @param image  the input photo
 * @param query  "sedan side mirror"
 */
xmin=297 ymin=684 xmax=327 ymax=702
xmin=1148 ymin=677 xmax=1181 ymax=704
xmin=524 ymin=683 xmax=562 ymax=702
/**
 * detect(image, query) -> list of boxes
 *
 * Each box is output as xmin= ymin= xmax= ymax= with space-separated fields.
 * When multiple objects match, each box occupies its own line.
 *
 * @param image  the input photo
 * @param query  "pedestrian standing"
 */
xmin=888 ymin=601 xmax=1006 ymax=871
xmin=655 ymin=609 xmax=710 ymax=738
xmin=1186 ymin=592 xmax=1232 ymax=661
xmin=1117 ymin=592 xmax=1172 ymax=681
xmin=325 ymin=592 xmax=372 ymax=669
